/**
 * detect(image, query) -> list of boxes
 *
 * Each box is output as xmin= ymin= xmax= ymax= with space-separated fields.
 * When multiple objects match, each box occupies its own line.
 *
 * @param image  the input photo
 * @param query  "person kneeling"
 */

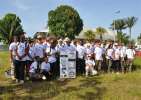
xmin=85 ymin=54 xmax=97 ymax=77
xmin=29 ymin=57 xmax=41 ymax=80
xmin=40 ymin=56 xmax=51 ymax=80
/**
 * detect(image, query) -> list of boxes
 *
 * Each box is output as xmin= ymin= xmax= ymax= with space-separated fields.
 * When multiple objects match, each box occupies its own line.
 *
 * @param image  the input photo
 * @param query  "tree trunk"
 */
xmin=129 ymin=28 xmax=131 ymax=41
xmin=100 ymin=34 xmax=103 ymax=41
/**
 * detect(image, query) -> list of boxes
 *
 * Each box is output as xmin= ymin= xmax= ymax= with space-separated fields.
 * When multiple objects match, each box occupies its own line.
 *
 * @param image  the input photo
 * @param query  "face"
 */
xmin=13 ymin=36 xmax=18 ymax=42
xmin=20 ymin=35 xmax=25 ymax=42
xmin=44 ymin=57 xmax=48 ymax=62
xmin=38 ymin=38 xmax=43 ymax=44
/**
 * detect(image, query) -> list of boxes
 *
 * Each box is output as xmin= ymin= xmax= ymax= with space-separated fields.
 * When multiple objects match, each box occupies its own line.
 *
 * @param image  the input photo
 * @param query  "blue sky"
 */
xmin=0 ymin=0 xmax=141 ymax=39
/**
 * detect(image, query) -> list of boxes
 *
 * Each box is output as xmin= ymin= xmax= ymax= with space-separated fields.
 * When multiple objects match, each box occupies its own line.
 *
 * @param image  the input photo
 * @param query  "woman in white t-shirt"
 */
xmin=25 ymin=39 xmax=35 ymax=79
xmin=85 ymin=54 xmax=97 ymax=77
xmin=45 ymin=39 xmax=58 ymax=77
xmin=126 ymin=44 xmax=135 ymax=72
xmin=106 ymin=44 xmax=114 ymax=72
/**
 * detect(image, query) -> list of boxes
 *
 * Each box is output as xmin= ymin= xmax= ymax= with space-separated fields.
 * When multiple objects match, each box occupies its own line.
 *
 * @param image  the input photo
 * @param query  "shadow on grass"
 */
xmin=0 ymin=79 xmax=71 ymax=100
xmin=77 ymin=76 xmax=106 ymax=100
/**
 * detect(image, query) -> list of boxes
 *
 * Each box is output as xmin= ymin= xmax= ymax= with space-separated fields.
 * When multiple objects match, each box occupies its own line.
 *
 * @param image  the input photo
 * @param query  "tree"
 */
xmin=111 ymin=19 xmax=126 ymax=33
xmin=48 ymin=5 xmax=83 ymax=39
xmin=116 ymin=32 xmax=129 ymax=45
xmin=95 ymin=27 xmax=107 ymax=40
xmin=125 ymin=16 xmax=138 ymax=40
xmin=137 ymin=33 xmax=141 ymax=40
xmin=0 ymin=13 xmax=23 ymax=44
xmin=84 ymin=30 xmax=95 ymax=40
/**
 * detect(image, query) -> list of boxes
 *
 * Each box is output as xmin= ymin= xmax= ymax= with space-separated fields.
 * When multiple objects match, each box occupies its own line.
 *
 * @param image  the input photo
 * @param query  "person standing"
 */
xmin=25 ymin=39 xmax=35 ymax=79
xmin=34 ymin=35 xmax=46 ymax=72
xmin=76 ymin=40 xmax=86 ymax=75
xmin=15 ymin=34 xmax=28 ymax=84
xmin=106 ymin=44 xmax=114 ymax=72
xmin=9 ymin=36 xmax=18 ymax=80
xmin=94 ymin=41 xmax=105 ymax=72
xmin=46 ymin=39 xmax=58 ymax=78
xmin=112 ymin=43 xmax=121 ymax=73
xmin=125 ymin=44 xmax=135 ymax=72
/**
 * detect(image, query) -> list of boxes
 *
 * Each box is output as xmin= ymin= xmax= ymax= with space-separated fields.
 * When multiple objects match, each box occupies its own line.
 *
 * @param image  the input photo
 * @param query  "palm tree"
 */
xmin=125 ymin=16 xmax=138 ymax=40
xmin=111 ymin=19 xmax=127 ymax=33
xmin=84 ymin=30 xmax=95 ymax=40
xmin=116 ymin=32 xmax=129 ymax=44
xmin=95 ymin=27 xmax=107 ymax=40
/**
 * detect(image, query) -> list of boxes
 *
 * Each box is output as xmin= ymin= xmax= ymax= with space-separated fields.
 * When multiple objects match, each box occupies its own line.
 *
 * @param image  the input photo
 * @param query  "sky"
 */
xmin=0 ymin=0 xmax=141 ymax=39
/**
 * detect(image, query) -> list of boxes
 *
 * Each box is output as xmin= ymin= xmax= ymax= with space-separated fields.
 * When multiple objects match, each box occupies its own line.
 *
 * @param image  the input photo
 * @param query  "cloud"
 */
xmin=12 ymin=0 xmax=30 ymax=11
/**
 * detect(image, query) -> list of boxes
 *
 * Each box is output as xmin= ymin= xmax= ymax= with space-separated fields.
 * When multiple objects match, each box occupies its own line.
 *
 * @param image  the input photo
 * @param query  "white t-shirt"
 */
xmin=113 ymin=48 xmax=121 ymax=60
xmin=26 ymin=46 xmax=35 ymax=61
xmin=85 ymin=47 xmax=93 ymax=55
xmin=76 ymin=45 xmax=86 ymax=59
xmin=15 ymin=42 xmax=27 ymax=61
xmin=120 ymin=46 xmax=127 ymax=58
xmin=86 ymin=59 xmax=95 ymax=66
xmin=94 ymin=47 xmax=104 ymax=60
xmin=126 ymin=49 xmax=135 ymax=59
xmin=46 ymin=47 xmax=57 ymax=63
xmin=106 ymin=48 xmax=114 ymax=59
xmin=9 ymin=42 xmax=18 ymax=56
xmin=35 ymin=43 xmax=45 ymax=58
xmin=29 ymin=61 xmax=38 ymax=73
xmin=63 ymin=44 xmax=76 ymax=52
xmin=41 ymin=62 xmax=50 ymax=72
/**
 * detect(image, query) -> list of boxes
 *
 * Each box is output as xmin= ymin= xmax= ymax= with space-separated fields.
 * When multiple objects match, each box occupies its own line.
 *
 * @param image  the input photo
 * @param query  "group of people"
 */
xmin=9 ymin=33 xmax=136 ymax=84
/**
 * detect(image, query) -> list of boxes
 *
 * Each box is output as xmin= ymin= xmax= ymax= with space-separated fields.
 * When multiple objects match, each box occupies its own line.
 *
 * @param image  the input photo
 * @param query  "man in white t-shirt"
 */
xmin=45 ymin=38 xmax=58 ymax=77
xmin=9 ymin=36 xmax=18 ymax=80
xmin=94 ymin=41 xmax=104 ymax=72
xmin=15 ymin=34 xmax=28 ymax=84
xmin=40 ymin=57 xmax=51 ymax=80
xmin=119 ymin=43 xmax=127 ymax=72
xmin=113 ymin=43 xmax=121 ymax=72
xmin=126 ymin=44 xmax=135 ymax=72
xmin=76 ymin=40 xmax=86 ymax=74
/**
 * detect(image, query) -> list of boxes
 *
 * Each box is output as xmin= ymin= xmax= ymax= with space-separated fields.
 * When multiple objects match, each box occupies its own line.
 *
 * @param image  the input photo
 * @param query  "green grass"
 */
xmin=0 ymin=51 xmax=141 ymax=100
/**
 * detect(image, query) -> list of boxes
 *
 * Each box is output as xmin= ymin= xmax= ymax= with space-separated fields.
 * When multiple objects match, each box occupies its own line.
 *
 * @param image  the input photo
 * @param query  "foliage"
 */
xmin=137 ymin=33 xmax=141 ymax=40
xmin=0 ymin=13 xmax=24 ymax=44
xmin=1 ymin=51 xmax=141 ymax=99
xmin=116 ymin=32 xmax=129 ymax=45
xmin=125 ymin=16 xmax=138 ymax=40
xmin=111 ymin=19 xmax=126 ymax=32
xmin=95 ymin=27 xmax=107 ymax=40
xmin=84 ymin=30 xmax=95 ymax=40
xmin=48 ymin=5 xmax=83 ymax=39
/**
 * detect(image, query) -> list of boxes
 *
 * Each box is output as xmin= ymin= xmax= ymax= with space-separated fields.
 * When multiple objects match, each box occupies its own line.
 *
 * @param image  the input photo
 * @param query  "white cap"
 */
xmin=114 ymin=43 xmax=118 ymax=46
xmin=64 ymin=37 xmax=70 ymax=42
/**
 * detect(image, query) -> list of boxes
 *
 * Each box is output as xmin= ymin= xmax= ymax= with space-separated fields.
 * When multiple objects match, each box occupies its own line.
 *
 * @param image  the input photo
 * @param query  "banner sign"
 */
xmin=60 ymin=51 xmax=76 ymax=78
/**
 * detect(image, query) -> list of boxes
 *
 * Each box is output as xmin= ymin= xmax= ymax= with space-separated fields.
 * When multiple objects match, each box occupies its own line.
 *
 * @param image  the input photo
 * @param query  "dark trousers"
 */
xmin=15 ymin=60 xmax=25 ymax=80
xmin=76 ymin=58 xmax=85 ymax=75
xmin=95 ymin=60 xmax=102 ymax=71
xmin=50 ymin=62 xmax=58 ymax=76
xmin=25 ymin=60 xmax=33 ymax=77
xmin=112 ymin=60 xmax=121 ymax=72
xmin=41 ymin=70 xmax=51 ymax=80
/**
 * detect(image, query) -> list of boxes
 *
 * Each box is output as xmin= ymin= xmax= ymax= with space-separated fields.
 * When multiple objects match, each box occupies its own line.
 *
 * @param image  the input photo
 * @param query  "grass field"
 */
xmin=0 ymin=51 xmax=141 ymax=100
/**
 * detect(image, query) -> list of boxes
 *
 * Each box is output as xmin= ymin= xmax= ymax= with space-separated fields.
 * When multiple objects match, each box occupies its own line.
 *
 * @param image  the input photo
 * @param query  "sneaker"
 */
xmin=26 ymin=77 xmax=30 ymax=81
xmin=19 ymin=80 xmax=24 ymax=84
xmin=15 ymin=79 xmax=19 ymax=83
xmin=11 ymin=76 xmax=16 ymax=80
xmin=42 ymin=76 xmax=46 ymax=80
